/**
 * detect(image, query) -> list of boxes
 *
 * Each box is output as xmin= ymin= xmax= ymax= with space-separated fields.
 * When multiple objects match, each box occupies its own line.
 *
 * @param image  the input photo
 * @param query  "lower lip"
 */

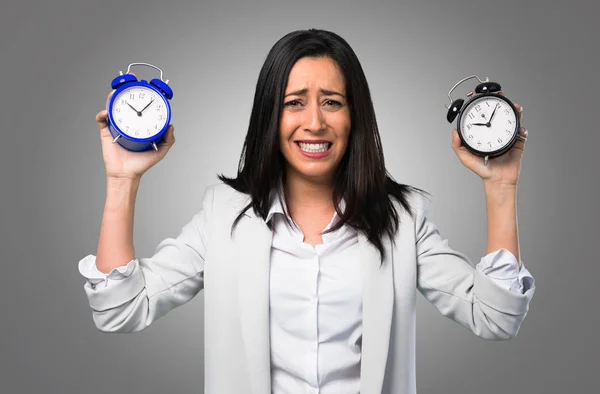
xmin=295 ymin=142 xmax=333 ymax=158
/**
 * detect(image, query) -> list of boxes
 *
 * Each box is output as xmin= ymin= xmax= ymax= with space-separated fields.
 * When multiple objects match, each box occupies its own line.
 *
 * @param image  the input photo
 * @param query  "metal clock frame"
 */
xmin=107 ymin=63 xmax=172 ymax=152
xmin=445 ymin=75 xmax=520 ymax=166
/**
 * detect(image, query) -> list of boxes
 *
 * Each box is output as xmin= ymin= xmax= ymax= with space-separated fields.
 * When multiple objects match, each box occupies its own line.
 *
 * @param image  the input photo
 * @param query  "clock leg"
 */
xmin=151 ymin=142 xmax=158 ymax=151
xmin=112 ymin=134 xmax=121 ymax=143
xmin=484 ymin=155 xmax=489 ymax=166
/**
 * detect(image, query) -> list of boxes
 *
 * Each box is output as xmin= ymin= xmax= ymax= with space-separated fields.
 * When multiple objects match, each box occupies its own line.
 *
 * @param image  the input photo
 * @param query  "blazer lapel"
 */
xmin=358 ymin=232 xmax=394 ymax=394
xmin=236 ymin=208 xmax=273 ymax=394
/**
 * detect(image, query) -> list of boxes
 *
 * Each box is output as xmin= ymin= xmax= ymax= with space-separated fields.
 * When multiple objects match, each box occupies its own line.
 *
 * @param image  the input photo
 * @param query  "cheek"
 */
xmin=279 ymin=115 xmax=296 ymax=142
xmin=336 ymin=135 xmax=349 ymax=155
xmin=332 ymin=119 xmax=351 ymax=146
xmin=279 ymin=123 xmax=295 ymax=158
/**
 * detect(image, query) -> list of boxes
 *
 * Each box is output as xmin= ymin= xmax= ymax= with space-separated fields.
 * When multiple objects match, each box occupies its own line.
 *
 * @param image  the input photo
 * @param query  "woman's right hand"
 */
xmin=96 ymin=90 xmax=176 ymax=180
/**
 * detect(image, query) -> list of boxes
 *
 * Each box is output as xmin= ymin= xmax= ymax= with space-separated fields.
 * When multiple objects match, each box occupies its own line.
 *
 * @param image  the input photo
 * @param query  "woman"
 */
xmin=79 ymin=29 xmax=535 ymax=394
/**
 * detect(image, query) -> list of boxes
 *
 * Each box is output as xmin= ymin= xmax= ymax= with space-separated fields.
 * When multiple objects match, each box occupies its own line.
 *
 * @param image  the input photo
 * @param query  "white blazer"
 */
xmin=83 ymin=182 xmax=535 ymax=394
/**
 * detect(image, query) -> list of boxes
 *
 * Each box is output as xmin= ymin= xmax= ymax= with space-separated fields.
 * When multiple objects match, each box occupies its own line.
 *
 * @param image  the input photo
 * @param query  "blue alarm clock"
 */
xmin=107 ymin=62 xmax=173 ymax=152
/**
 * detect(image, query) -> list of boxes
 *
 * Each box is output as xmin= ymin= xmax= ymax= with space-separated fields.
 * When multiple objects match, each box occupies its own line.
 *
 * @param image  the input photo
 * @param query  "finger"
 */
xmin=515 ymin=127 xmax=528 ymax=146
xmin=518 ymin=127 xmax=528 ymax=138
xmin=166 ymin=124 xmax=175 ymax=145
xmin=105 ymin=90 xmax=116 ymax=108
xmin=515 ymin=103 xmax=523 ymax=120
xmin=96 ymin=109 xmax=108 ymax=129
xmin=451 ymin=129 xmax=462 ymax=150
xmin=158 ymin=125 xmax=175 ymax=147
xmin=497 ymin=91 xmax=504 ymax=96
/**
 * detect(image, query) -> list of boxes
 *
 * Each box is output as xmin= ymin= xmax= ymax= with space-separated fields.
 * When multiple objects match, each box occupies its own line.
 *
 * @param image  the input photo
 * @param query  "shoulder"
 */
xmin=384 ymin=188 xmax=433 ymax=245
xmin=390 ymin=187 xmax=432 ymax=222
xmin=201 ymin=181 xmax=251 ymax=212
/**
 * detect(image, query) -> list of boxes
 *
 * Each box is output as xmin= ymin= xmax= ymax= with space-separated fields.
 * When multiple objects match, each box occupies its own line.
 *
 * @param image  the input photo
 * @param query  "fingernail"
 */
xmin=519 ymin=105 xmax=523 ymax=112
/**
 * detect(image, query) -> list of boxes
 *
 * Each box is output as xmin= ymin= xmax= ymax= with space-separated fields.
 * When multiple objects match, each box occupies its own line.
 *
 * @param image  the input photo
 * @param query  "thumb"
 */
xmin=451 ymin=129 xmax=462 ymax=150
xmin=158 ymin=125 xmax=175 ymax=149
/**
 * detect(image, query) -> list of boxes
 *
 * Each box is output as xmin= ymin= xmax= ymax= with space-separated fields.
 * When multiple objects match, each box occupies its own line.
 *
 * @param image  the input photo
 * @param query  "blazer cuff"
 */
xmin=476 ymin=248 xmax=535 ymax=294
xmin=473 ymin=262 xmax=535 ymax=316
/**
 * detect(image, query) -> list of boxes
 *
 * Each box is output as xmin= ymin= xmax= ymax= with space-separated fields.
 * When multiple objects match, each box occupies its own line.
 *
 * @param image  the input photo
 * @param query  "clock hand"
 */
xmin=140 ymin=98 xmax=155 ymax=114
xmin=488 ymin=103 xmax=499 ymax=124
xmin=125 ymin=101 xmax=142 ymax=116
xmin=472 ymin=122 xmax=488 ymax=126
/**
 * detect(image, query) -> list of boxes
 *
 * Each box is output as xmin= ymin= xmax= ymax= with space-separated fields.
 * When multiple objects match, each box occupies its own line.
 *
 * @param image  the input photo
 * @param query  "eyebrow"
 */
xmin=284 ymin=88 xmax=345 ymax=98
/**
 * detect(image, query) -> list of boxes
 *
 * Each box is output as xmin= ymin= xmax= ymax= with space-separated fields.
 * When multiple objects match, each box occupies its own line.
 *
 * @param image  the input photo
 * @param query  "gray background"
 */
xmin=2 ymin=0 xmax=598 ymax=393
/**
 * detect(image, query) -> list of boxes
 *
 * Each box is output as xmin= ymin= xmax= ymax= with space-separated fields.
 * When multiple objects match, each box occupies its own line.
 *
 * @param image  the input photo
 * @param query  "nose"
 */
xmin=304 ymin=102 xmax=326 ymax=133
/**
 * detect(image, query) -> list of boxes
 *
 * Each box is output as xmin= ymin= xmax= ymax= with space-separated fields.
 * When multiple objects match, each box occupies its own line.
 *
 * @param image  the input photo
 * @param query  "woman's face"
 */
xmin=279 ymin=56 xmax=351 ymax=184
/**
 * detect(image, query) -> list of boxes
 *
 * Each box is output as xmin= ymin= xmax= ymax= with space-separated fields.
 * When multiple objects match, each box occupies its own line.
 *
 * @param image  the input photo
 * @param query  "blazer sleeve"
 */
xmin=413 ymin=192 xmax=536 ymax=340
xmin=78 ymin=185 xmax=215 ymax=333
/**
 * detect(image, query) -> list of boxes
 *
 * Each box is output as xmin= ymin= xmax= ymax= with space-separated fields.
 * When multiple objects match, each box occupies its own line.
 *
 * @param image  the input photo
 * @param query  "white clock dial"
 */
xmin=111 ymin=86 xmax=169 ymax=138
xmin=459 ymin=96 xmax=518 ymax=153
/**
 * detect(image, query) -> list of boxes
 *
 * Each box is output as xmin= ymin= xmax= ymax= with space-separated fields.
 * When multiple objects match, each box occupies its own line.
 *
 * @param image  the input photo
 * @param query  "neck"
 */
xmin=283 ymin=168 xmax=335 ymax=217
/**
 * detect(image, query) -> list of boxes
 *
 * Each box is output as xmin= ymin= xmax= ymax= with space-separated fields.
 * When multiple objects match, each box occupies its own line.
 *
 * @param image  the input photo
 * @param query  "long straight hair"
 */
xmin=218 ymin=28 xmax=429 ymax=263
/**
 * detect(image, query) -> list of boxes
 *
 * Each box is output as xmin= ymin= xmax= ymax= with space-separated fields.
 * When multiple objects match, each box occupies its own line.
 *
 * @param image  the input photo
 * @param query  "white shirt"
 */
xmin=79 ymin=189 xmax=533 ymax=394
xmin=266 ymin=188 xmax=362 ymax=394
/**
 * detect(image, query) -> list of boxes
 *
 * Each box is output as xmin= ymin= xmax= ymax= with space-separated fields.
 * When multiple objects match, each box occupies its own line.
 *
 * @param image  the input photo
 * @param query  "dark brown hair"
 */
xmin=218 ymin=28 xmax=429 ymax=263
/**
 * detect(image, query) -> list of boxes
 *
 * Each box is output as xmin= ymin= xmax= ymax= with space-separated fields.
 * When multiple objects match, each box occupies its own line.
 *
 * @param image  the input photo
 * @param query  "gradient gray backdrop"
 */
xmin=2 ymin=0 xmax=598 ymax=393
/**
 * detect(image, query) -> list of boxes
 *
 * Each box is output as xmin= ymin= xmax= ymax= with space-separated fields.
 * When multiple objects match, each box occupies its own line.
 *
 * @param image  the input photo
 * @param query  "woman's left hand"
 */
xmin=451 ymin=92 xmax=527 ymax=187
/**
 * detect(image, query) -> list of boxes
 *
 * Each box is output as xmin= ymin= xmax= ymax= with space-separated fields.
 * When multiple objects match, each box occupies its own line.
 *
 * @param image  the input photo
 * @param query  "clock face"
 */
xmin=458 ymin=95 xmax=518 ymax=153
xmin=110 ymin=86 xmax=169 ymax=139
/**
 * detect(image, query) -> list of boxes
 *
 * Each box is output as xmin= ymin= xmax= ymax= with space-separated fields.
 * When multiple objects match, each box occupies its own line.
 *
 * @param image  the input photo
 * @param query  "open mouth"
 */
xmin=295 ymin=141 xmax=332 ymax=153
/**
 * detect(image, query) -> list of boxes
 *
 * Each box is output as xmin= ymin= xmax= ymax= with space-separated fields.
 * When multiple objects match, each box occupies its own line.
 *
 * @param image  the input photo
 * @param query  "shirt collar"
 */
xmin=265 ymin=185 xmax=286 ymax=224
xmin=264 ymin=181 xmax=347 ymax=226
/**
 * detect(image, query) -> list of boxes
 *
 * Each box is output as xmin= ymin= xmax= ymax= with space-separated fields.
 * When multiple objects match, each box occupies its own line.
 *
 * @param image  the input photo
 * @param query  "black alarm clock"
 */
xmin=445 ymin=75 xmax=520 ymax=166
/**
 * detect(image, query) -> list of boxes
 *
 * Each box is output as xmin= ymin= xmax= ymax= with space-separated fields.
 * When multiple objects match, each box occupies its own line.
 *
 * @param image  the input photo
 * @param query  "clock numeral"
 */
xmin=139 ymin=92 xmax=145 ymax=99
xmin=158 ymin=115 xmax=164 ymax=120
xmin=477 ymin=141 xmax=482 ymax=147
xmin=497 ymin=138 xmax=503 ymax=144
xmin=468 ymin=134 xmax=473 ymax=139
xmin=467 ymin=124 xmax=472 ymax=130
xmin=486 ymin=102 xmax=490 ymax=107
xmin=120 ymin=99 xmax=126 ymax=105
xmin=117 ymin=117 xmax=122 ymax=123
xmin=468 ymin=113 xmax=474 ymax=119
xmin=129 ymin=93 xmax=135 ymax=100
xmin=506 ymin=129 xmax=511 ymax=134
xmin=504 ymin=108 xmax=510 ymax=115
xmin=125 ymin=126 xmax=130 ymax=131
xmin=154 ymin=124 xmax=158 ymax=130
xmin=115 ymin=108 xmax=120 ymax=113
xmin=508 ymin=120 xmax=512 ymax=124
xmin=135 ymin=131 xmax=139 ymax=136
xmin=475 ymin=104 xmax=481 ymax=112
xmin=487 ymin=141 xmax=492 ymax=147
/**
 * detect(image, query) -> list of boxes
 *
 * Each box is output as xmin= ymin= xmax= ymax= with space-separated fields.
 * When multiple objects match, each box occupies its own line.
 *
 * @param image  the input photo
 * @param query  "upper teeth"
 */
xmin=298 ymin=142 xmax=330 ymax=152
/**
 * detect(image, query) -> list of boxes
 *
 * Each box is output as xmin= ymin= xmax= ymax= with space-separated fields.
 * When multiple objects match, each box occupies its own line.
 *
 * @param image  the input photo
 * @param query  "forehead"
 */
xmin=285 ymin=57 xmax=345 ymax=92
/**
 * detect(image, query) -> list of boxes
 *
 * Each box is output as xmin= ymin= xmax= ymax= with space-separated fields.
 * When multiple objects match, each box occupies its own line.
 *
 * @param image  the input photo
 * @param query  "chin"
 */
xmin=291 ymin=165 xmax=336 ymax=181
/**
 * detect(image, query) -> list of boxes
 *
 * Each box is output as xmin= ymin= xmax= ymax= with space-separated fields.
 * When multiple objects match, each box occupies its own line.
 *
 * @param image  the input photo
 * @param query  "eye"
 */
xmin=325 ymin=100 xmax=342 ymax=107
xmin=284 ymin=100 xmax=301 ymax=107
